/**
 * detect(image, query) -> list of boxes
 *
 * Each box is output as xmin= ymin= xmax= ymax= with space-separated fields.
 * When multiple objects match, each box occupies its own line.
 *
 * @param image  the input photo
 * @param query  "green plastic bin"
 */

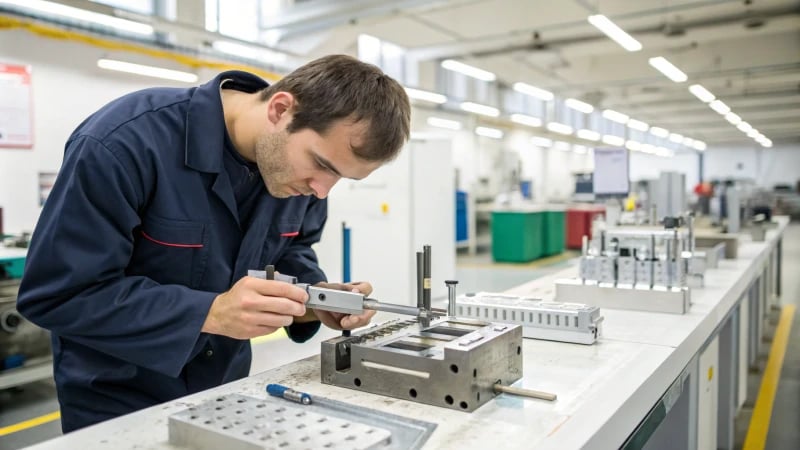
xmin=491 ymin=211 xmax=543 ymax=262
xmin=542 ymin=210 xmax=565 ymax=256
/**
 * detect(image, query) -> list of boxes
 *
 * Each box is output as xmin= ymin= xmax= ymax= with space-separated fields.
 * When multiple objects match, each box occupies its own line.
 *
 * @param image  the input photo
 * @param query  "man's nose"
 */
xmin=308 ymin=173 xmax=340 ymax=199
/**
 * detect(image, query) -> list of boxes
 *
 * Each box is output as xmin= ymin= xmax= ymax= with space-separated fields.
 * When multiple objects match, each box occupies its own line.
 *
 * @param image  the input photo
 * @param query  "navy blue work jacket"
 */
xmin=17 ymin=71 xmax=327 ymax=432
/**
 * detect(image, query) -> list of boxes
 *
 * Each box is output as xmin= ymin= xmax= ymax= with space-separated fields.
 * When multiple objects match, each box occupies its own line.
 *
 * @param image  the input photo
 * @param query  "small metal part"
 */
xmin=416 ymin=252 xmax=424 ymax=310
xmin=266 ymin=383 xmax=312 ymax=405
xmin=422 ymin=245 xmax=431 ymax=313
xmin=445 ymin=280 xmax=458 ymax=317
xmin=264 ymin=265 xmax=275 ymax=281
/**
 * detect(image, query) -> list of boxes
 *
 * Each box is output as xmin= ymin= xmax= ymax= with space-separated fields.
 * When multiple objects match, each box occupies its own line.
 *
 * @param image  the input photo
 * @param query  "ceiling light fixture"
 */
xmin=587 ymin=14 xmax=643 ymax=52
xmin=475 ymin=126 xmax=504 ymax=139
xmin=649 ymin=126 xmax=669 ymax=138
xmin=565 ymin=98 xmax=594 ymax=114
xmin=510 ymin=113 xmax=543 ymax=127
xmin=648 ymin=56 xmax=688 ymax=83
xmin=602 ymin=135 xmax=625 ymax=147
xmin=709 ymin=100 xmax=731 ymax=115
xmin=427 ymin=117 xmax=462 ymax=130
xmin=546 ymin=122 xmax=574 ymax=135
xmin=460 ymin=102 xmax=500 ymax=117
xmin=688 ymin=84 xmax=715 ymax=102
xmin=577 ymin=129 xmax=601 ymax=141
xmin=627 ymin=119 xmax=649 ymax=131
xmin=531 ymin=136 xmax=554 ymax=147
xmin=441 ymin=59 xmax=496 ymax=81
xmin=602 ymin=109 xmax=629 ymax=124
xmin=724 ymin=112 xmax=742 ymax=125
xmin=97 ymin=59 xmax=197 ymax=83
xmin=404 ymin=87 xmax=448 ymax=104
xmin=513 ymin=82 xmax=554 ymax=101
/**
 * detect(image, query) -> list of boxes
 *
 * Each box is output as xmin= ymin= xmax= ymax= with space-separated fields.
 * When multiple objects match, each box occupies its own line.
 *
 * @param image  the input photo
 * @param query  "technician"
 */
xmin=17 ymin=54 xmax=410 ymax=432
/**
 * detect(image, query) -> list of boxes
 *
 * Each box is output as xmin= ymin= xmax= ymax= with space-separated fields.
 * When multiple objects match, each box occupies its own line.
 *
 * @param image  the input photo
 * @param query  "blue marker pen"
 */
xmin=266 ymin=383 xmax=312 ymax=405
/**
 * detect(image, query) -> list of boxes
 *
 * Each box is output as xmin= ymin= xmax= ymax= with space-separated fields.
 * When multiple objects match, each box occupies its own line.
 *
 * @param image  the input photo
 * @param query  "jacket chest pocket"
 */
xmin=130 ymin=216 xmax=208 ymax=288
xmin=261 ymin=221 xmax=301 ymax=266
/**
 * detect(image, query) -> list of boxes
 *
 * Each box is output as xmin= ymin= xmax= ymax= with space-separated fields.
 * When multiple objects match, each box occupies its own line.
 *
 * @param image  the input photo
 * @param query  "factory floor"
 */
xmin=1 ymin=225 xmax=798 ymax=450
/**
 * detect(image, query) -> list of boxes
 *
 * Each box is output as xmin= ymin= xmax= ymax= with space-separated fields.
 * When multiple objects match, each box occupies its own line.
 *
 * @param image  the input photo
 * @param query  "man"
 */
xmin=16 ymin=54 xmax=410 ymax=432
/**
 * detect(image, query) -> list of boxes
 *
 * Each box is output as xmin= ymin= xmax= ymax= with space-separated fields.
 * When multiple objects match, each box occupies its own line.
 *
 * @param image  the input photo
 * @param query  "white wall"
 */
xmin=629 ymin=151 xmax=699 ymax=191
xmin=704 ymin=143 xmax=800 ymax=189
xmin=0 ymin=28 xmax=215 ymax=234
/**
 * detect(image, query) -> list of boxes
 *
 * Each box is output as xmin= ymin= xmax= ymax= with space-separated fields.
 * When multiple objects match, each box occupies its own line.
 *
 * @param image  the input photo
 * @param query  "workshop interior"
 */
xmin=1 ymin=1 xmax=800 ymax=449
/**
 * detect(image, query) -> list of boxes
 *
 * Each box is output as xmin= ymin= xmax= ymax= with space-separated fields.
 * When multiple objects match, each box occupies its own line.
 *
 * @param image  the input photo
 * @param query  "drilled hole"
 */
xmin=445 ymin=395 xmax=454 ymax=405
xmin=354 ymin=378 xmax=362 ymax=387
xmin=473 ymin=369 xmax=477 ymax=378
xmin=450 ymin=364 xmax=459 ymax=374
xmin=409 ymin=388 xmax=418 ymax=398
xmin=460 ymin=401 xmax=468 ymax=409
xmin=517 ymin=346 xmax=521 ymax=355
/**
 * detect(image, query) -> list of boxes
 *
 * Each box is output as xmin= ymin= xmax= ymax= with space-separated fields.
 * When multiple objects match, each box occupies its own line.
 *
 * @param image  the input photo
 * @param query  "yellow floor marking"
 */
xmin=0 ymin=411 xmax=61 ymax=436
xmin=743 ymin=304 xmax=796 ymax=450
xmin=251 ymin=327 xmax=288 ymax=345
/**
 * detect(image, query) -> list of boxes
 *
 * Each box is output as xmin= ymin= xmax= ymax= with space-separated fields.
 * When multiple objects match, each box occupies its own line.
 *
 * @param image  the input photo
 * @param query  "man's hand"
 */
xmin=202 ymin=276 xmax=309 ymax=339
xmin=295 ymin=281 xmax=376 ymax=330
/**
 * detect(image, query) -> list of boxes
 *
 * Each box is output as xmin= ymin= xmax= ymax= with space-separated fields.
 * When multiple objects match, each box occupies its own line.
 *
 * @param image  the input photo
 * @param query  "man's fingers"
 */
xmin=242 ymin=311 xmax=295 ymax=328
xmin=245 ymin=277 xmax=308 ymax=303
xmin=340 ymin=309 xmax=377 ymax=329
xmin=345 ymin=281 xmax=373 ymax=296
xmin=241 ymin=295 xmax=307 ymax=317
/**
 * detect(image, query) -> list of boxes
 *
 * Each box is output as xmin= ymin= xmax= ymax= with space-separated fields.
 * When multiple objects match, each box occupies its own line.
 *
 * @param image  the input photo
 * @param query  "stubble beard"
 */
xmin=255 ymin=130 xmax=293 ymax=198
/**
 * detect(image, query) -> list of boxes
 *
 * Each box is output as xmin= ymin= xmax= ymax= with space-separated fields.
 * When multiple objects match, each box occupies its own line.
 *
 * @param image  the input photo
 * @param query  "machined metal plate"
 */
xmin=456 ymin=292 xmax=602 ymax=345
xmin=169 ymin=394 xmax=392 ymax=450
xmin=321 ymin=317 xmax=522 ymax=413
xmin=555 ymin=278 xmax=691 ymax=314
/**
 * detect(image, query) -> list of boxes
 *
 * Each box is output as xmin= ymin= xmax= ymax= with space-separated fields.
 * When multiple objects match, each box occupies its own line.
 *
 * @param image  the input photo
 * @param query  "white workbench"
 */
xmin=23 ymin=218 xmax=788 ymax=450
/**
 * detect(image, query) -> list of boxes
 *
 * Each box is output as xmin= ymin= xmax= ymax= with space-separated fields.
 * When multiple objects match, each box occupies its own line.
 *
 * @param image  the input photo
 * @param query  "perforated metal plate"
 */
xmin=169 ymin=394 xmax=392 ymax=450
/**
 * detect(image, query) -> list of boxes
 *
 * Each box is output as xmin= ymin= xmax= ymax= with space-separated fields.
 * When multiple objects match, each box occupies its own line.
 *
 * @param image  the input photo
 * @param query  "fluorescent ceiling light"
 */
xmin=747 ymin=129 xmax=761 ymax=138
xmin=531 ymin=136 xmax=553 ymax=147
xmin=513 ymin=82 xmax=554 ymax=101
xmin=668 ymin=133 xmax=684 ymax=143
xmin=510 ymin=113 xmax=542 ymax=127
xmin=682 ymin=137 xmax=695 ymax=147
xmin=692 ymin=140 xmax=707 ymax=151
xmin=602 ymin=135 xmax=625 ymax=147
xmin=587 ymin=14 xmax=642 ymax=52
xmin=625 ymin=140 xmax=642 ymax=151
xmin=724 ymin=112 xmax=742 ymax=125
xmin=441 ymin=59 xmax=496 ymax=81
xmin=627 ymin=119 xmax=649 ymax=131
xmin=641 ymin=143 xmax=657 ymax=154
xmin=475 ymin=126 xmax=504 ymax=139
xmin=709 ymin=100 xmax=730 ymax=115
xmin=573 ymin=145 xmax=589 ymax=154
xmin=649 ymin=126 xmax=669 ymax=138
xmin=1 ymin=0 xmax=154 ymax=35
xmin=656 ymin=147 xmax=674 ymax=158
xmin=688 ymin=84 xmax=715 ymax=102
xmin=427 ymin=117 xmax=461 ymax=130
xmin=577 ymin=129 xmax=601 ymax=141
xmin=554 ymin=141 xmax=572 ymax=151
xmin=404 ymin=87 xmax=447 ymax=104
xmin=460 ymin=102 xmax=500 ymax=117
xmin=212 ymin=40 xmax=288 ymax=65
xmin=97 ymin=59 xmax=198 ymax=83
xmin=565 ymin=98 xmax=594 ymax=114
xmin=648 ymin=56 xmax=688 ymax=83
xmin=546 ymin=122 xmax=574 ymax=135
xmin=602 ymin=109 xmax=629 ymax=124
xmin=760 ymin=138 xmax=773 ymax=148
xmin=736 ymin=121 xmax=753 ymax=133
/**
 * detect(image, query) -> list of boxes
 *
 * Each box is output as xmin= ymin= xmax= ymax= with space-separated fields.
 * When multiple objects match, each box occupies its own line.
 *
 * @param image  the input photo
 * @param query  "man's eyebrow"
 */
xmin=314 ymin=153 xmax=343 ymax=177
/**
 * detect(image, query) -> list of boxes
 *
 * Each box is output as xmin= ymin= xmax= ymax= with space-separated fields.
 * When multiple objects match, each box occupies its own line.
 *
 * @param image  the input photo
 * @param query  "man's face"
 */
xmin=254 ymin=118 xmax=383 ymax=199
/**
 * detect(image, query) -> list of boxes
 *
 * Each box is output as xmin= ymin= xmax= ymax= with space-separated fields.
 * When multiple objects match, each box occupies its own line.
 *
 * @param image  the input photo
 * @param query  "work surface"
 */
xmin=24 ymin=219 xmax=788 ymax=450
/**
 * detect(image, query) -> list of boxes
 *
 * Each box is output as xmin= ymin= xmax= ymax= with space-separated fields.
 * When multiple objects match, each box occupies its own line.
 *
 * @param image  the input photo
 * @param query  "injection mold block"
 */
xmin=320 ymin=317 xmax=522 ymax=413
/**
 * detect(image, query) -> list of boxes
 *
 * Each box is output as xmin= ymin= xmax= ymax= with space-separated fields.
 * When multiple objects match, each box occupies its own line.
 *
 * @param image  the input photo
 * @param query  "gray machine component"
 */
xmin=320 ymin=317 xmax=523 ymax=413
xmin=169 ymin=394 xmax=397 ymax=450
xmin=456 ymin=292 xmax=603 ymax=345
xmin=0 ymin=281 xmax=51 ymax=371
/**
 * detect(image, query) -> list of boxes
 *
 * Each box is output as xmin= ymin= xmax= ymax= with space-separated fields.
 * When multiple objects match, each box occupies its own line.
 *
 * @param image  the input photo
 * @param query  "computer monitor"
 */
xmin=592 ymin=147 xmax=630 ymax=198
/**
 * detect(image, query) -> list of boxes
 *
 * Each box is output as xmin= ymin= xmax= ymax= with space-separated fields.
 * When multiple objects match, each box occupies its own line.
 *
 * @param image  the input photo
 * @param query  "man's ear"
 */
xmin=266 ymin=91 xmax=295 ymax=127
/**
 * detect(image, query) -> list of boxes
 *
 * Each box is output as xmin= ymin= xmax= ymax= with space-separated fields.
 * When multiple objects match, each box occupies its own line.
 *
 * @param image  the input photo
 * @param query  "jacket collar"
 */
xmin=184 ymin=71 xmax=270 ymax=173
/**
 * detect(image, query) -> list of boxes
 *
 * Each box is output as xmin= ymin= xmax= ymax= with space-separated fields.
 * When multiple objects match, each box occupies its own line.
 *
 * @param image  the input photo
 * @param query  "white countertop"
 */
xmin=23 ymin=218 xmax=789 ymax=450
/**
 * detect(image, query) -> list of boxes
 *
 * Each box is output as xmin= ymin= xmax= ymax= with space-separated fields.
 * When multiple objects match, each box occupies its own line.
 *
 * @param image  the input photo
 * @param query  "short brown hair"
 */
xmin=260 ymin=55 xmax=410 ymax=162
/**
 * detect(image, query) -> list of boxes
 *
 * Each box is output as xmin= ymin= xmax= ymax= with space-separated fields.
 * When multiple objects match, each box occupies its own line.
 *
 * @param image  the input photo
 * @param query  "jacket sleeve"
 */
xmin=275 ymin=197 xmax=327 ymax=342
xmin=17 ymin=135 xmax=215 ymax=377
